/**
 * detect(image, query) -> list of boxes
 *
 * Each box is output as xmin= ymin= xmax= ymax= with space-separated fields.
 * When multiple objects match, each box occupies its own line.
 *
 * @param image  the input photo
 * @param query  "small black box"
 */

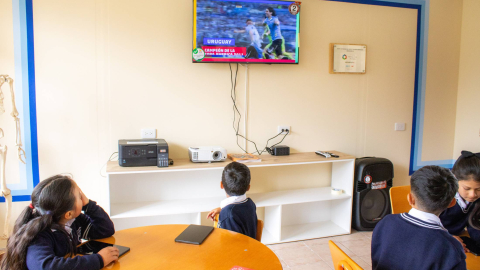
xmin=271 ymin=145 xmax=290 ymax=156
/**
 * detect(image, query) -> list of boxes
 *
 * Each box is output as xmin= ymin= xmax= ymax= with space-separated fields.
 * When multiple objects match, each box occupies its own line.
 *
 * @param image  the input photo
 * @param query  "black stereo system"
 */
xmin=118 ymin=139 xmax=169 ymax=167
xmin=352 ymin=157 xmax=394 ymax=231
xmin=271 ymin=145 xmax=290 ymax=156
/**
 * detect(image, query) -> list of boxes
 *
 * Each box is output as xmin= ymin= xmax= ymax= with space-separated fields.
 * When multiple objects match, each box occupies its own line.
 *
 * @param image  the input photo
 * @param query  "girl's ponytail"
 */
xmin=13 ymin=204 xmax=38 ymax=235
xmin=1 ymin=175 xmax=77 ymax=270
xmin=1 ymin=213 xmax=53 ymax=270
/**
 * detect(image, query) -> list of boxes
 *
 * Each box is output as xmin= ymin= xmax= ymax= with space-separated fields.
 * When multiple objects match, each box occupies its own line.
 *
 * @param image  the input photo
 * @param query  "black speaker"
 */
xmin=352 ymin=157 xmax=394 ymax=231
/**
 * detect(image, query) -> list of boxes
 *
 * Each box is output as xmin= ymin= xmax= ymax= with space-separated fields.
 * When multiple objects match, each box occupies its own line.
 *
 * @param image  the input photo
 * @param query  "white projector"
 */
xmin=188 ymin=146 xmax=227 ymax=163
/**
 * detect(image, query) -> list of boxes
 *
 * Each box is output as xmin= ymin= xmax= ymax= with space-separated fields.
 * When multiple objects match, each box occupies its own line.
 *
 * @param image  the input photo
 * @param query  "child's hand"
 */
xmin=206 ymin=207 xmax=221 ymax=221
xmin=452 ymin=235 xmax=470 ymax=253
xmin=79 ymin=188 xmax=89 ymax=206
xmin=98 ymin=246 xmax=119 ymax=266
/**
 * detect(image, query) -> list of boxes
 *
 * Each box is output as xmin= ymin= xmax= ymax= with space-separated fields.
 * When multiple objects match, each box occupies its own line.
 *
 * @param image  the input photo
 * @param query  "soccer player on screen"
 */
xmin=234 ymin=19 xmax=263 ymax=59
xmin=262 ymin=7 xmax=292 ymax=60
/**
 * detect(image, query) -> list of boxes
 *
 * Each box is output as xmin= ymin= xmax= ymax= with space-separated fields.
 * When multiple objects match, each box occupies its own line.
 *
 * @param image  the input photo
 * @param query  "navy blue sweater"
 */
xmin=218 ymin=198 xmax=257 ymax=239
xmin=26 ymin=200 xmax=115 ymax=270
xmin=372 ymin=213 xmax=466 ymax=270
xmin=440 ymin=198 xmax=480 ymax=244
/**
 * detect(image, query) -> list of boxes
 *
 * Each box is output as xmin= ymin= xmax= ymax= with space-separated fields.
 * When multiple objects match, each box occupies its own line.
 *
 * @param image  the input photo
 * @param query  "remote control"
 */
xmin=315 ymin=151 xmax=331 ymax=158
xmin=325 ymin=152 xmax=339 ymax=158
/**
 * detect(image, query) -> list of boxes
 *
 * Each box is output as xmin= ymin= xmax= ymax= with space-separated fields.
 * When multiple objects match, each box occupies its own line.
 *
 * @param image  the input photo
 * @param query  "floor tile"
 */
xmin=359 ymin=255 xmax=372 ymax=266
xmin=309 ymin=244 xmax=331 ymax=254
xmin=282 ymin=255 xmax=323 ymax=267
xmin=268 ymin=241 xmax=306 ymax=251
xmin=289 ymin=261 xmax=332 ymax=270
xmin=345 ymin=244 xmax=371 ymax=257
xmin=275 ymin=246 xmax=318 ymax=261
xmin=303 ymin=237 xmax=334 ymax=246
xmin=351 ymin=255 xmax=372 ymax=270
xmin=338 ymin=239 xmax=371 ymax=249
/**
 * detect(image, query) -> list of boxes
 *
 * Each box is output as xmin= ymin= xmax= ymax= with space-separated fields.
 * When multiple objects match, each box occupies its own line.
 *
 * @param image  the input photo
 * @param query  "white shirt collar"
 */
xmin=455 ymin=192 xmax=471 ymax=212
xmin=51 ymin=218 xmax=75 ymax=234
xmin=408 ymin=208 xmax=445 ymax=228
xmin=220 ymin=194 xmax=247 ymax=209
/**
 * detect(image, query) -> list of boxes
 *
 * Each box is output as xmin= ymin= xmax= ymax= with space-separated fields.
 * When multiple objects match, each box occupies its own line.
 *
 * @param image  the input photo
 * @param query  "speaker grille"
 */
xmin=360 ymin=190 xmax=387 ymax=221
xmin=357 ymin=182 xmax=367 ymax=192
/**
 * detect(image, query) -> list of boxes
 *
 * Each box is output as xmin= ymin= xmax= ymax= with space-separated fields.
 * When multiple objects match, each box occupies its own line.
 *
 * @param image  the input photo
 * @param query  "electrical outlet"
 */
xmin=141 ymin=128 xmax=156 ymax=139
xmin=395 ymin=123 xmax=406 ymax=131
xmin=277 ymin=126 xmax=291 ymax=134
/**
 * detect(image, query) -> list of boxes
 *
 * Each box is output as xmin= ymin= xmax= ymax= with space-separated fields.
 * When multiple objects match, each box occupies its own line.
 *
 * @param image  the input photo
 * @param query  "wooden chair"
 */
xmin=389 ymin=185 xmax=411 ymax=214
xmin=213 ymin=214 xmax=264 ymax=242
xmin=328 ymin=240 xmax=363 ymax=270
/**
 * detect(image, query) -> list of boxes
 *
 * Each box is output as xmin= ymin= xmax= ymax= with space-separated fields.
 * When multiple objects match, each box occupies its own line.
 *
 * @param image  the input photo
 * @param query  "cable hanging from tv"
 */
xmin=229 ymin=63 xmax=288 ymax=155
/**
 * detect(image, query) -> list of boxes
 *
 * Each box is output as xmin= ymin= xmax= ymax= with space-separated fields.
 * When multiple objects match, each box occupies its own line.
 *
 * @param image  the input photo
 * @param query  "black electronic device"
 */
xmin=118 ymin=139 xmax=169 ymax=167
xmin=271 ymin=145 xmax=290 ymax=156
xmin=174 ymin=225 xmax=214 ymax=245
xmin=77 ymin=240 xmax=130 ymax=257
xmin=461 ymin=237 xmax=480 ymax=256
xmin=352 ymin=157 xmax=393 ymax=231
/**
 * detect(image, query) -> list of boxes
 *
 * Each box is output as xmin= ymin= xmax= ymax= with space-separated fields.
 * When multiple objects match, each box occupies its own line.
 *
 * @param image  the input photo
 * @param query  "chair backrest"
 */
xmin=328 ymin=240 xmax=363 ymax=270
xmin=213 ymin=214 xmax=264 ymax=242
xmin=256 ymin=219 xmax=264 ymax=241
xmin=389 ymin=185 xmax=411 ymax=214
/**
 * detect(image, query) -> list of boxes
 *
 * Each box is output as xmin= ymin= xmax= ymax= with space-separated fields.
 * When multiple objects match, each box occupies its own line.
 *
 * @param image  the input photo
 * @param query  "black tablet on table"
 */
xmin=77 ymin=240 xmax=130 ymax=257
xmin=175 ymin=224 xmax=214 ymax=245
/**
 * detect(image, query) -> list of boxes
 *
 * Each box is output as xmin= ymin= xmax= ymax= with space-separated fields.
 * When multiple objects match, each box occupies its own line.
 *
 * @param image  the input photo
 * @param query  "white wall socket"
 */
xmin=395 ymin=123 xmax=406 ymax=131
xmin=141 ymin=128 xmax=156 ymax=139
xmin=277 ymin=126 xmax=291 ymax=134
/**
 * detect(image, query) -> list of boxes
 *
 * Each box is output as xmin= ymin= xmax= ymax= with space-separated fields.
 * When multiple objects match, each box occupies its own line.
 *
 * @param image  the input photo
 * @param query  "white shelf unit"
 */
xmin=106 ymin=152 xmax=355 ymax=244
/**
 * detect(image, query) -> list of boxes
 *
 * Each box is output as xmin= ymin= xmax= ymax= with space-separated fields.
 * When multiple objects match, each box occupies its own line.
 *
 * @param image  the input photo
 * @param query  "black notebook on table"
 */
xmin=77 ymin=240 xmax=130 ymax=257
xmin=175 ymin=224 xmax=214 ymax=245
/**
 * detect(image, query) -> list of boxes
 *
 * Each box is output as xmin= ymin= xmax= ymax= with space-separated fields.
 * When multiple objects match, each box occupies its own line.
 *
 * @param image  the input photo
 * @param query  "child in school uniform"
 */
xmin=371 ymin=166 xmax=466 ymax=270
xmin=1 ymin=175 xmax=117 ymax=270
xmin=440 ymin=151 xmax=480 ymax=248
xmin=207 ymin=162 xmax=258 ymax=239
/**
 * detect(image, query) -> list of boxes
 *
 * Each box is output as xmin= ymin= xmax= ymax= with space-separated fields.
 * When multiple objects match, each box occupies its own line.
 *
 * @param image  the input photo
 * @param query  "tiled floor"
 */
xmin=267 ymin=230 xmax=373 ymax=270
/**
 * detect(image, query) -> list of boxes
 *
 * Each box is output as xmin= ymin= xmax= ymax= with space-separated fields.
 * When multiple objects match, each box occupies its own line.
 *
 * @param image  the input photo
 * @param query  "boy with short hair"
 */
xmin=372 ymin=165 xmax=466 ymax=270
xmin=207 ymin=162 xmax=257 ymax=239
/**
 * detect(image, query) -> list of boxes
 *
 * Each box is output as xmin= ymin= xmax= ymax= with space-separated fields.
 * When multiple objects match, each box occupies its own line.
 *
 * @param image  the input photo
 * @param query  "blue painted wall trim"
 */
xmin=1 ymin=0 xmax=39 ymax=202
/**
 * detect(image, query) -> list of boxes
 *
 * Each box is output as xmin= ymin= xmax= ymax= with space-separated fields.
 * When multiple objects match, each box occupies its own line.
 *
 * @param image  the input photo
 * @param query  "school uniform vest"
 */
xmin=26 ymin=200 xmax=115 ymax=270
xmin=440 ymin=195 xmax=480 ymax=244
xmin=218 ymin=198 xmax=257 ymax=239
xmin=372 ymin=213 xmax=466 ymax=270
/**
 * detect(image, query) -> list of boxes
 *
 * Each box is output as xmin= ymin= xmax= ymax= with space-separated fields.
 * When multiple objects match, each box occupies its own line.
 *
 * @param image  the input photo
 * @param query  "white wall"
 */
xmin=454 ymin=0 xmax=480 ymax=154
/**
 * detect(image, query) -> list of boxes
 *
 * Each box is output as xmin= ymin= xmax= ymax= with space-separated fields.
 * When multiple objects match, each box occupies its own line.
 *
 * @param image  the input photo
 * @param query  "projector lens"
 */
xmin=213 ymin=151 xmax=222 ymax=161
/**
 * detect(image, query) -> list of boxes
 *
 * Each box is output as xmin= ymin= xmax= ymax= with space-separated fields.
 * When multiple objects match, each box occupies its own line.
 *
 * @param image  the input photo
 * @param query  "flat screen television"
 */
xmin=193 ymin=0 xmax=300 ymax=64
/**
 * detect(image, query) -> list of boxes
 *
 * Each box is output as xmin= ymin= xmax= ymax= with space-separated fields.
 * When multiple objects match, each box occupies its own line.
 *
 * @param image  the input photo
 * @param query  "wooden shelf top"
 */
xmin=106 ymin=151 xmax=355 ymax=174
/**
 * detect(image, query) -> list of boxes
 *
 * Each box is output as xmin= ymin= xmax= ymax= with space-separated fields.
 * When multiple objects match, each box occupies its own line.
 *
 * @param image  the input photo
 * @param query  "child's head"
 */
xmin=409 ymin=166 xmax=458 ymax=215
xmin=2 ymin=174 xmax=82 ymax=270
xmin=452 ymin=151 xmax=480 ymax=203
xmin=221 ymin=162 xmax=251 ymax=196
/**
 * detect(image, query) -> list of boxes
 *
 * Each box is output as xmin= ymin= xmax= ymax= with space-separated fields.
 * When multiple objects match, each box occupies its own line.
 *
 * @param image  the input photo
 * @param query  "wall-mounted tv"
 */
xmin=193 ymin=0 xmax=300 ymax=64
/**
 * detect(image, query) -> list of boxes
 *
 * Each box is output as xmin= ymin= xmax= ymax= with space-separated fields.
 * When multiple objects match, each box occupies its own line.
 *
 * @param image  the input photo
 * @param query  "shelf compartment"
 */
xmin=110 ymin=187 xmax=351 ymax=219
xmin=276 ymin=221 xmax=350 ymax=244
xmin=113 ymin=212 xmax=201 ymax=231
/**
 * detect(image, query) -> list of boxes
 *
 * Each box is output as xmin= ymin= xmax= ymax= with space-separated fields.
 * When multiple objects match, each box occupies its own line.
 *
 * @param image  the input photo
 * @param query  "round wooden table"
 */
xmin=467 ymin=253 xmax=480 ymax=270
xmin=98 ymin=225 xmax=282 ymax=270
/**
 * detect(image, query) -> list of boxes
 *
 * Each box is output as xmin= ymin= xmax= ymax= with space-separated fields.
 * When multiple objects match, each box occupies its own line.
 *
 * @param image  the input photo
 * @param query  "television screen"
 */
xmin=193 ymin=0 xmax=300 ymax=64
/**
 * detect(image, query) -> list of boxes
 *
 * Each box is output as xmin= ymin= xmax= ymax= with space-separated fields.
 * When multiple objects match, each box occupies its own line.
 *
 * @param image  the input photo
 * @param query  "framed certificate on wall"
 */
xmin=329 ymin=44 xmax=367 ymax=74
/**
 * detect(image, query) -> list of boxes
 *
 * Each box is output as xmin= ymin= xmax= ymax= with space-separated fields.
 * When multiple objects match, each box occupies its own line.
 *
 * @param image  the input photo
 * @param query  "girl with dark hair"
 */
xmin=1 ymin=175 xmax=117 ymax=270
xmin=440 ymin=151 xmax=480 ymax=249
